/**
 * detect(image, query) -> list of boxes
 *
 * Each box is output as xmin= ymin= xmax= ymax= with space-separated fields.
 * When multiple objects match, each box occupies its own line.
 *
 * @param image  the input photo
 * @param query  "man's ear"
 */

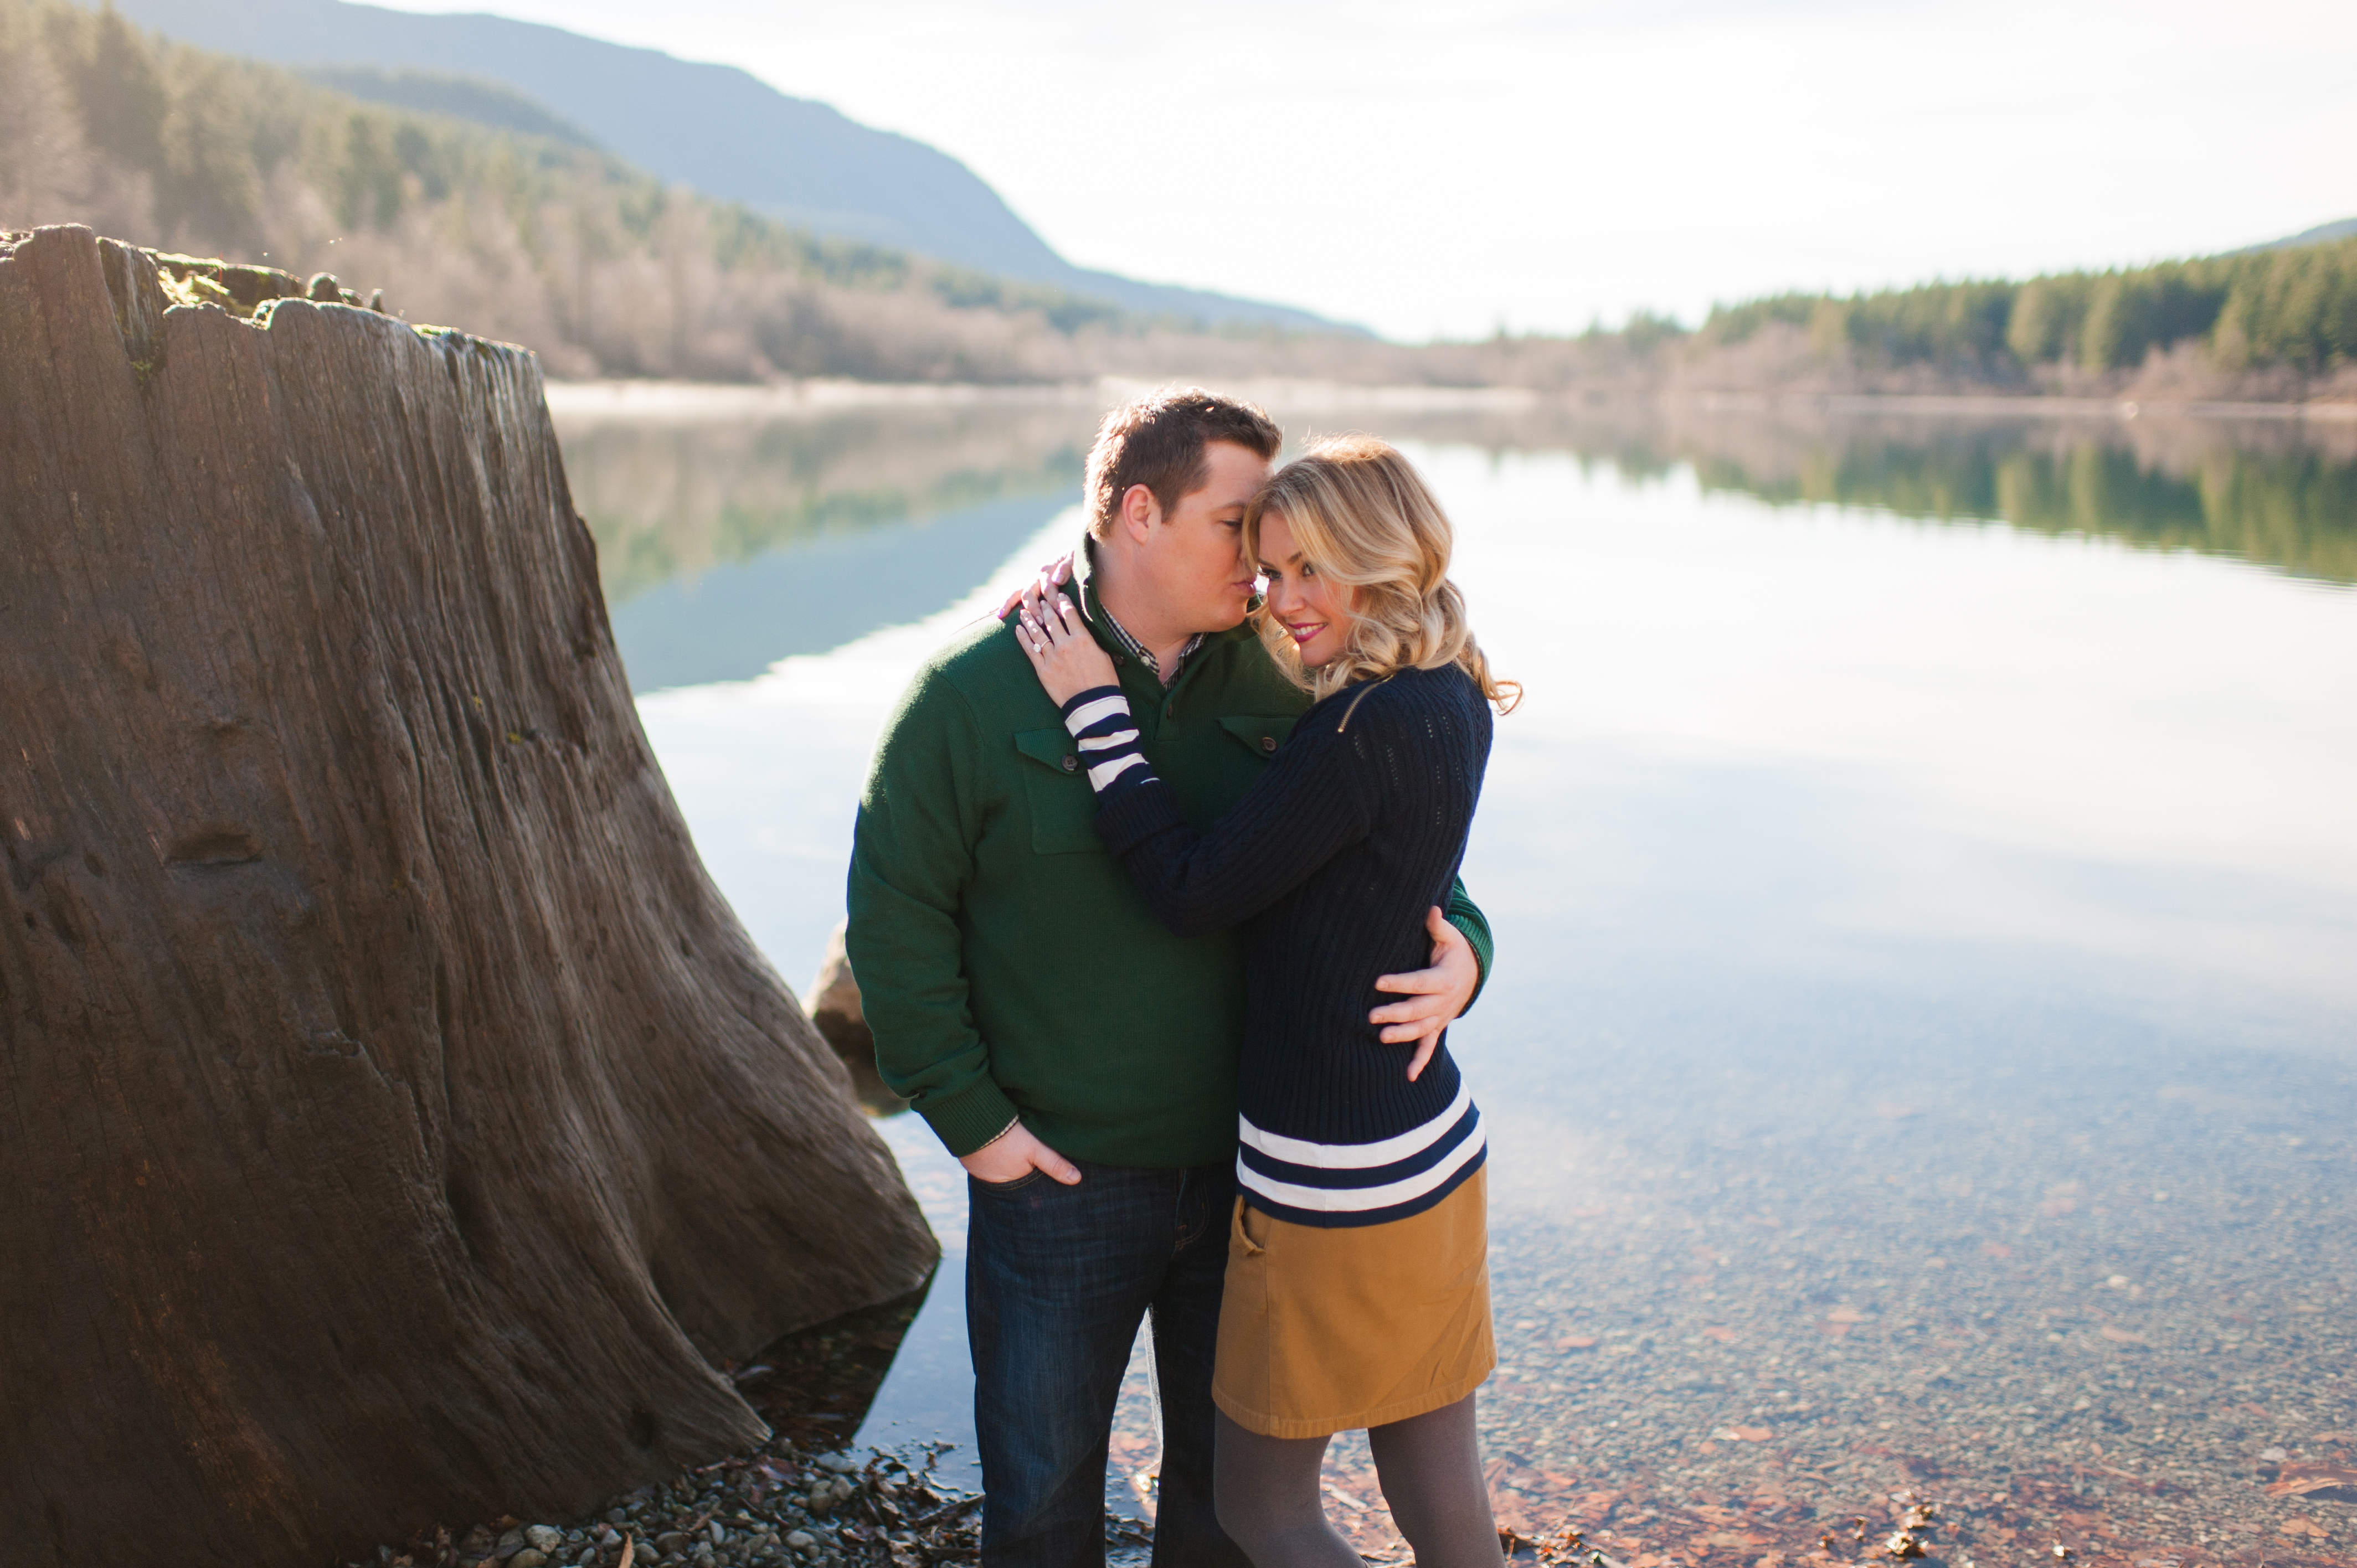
xmin=1119 ymin=482 xmax=1160 ymax=545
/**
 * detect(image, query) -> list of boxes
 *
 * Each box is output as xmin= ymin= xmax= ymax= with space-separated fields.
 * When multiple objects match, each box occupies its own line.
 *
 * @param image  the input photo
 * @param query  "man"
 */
xmin=847 ymin=389 xmax=1493 ymax=1568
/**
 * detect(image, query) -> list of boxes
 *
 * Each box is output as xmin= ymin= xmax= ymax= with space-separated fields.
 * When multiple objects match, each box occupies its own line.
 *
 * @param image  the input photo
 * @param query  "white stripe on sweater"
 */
xmin=1086 ymin=753 xmax=1149 ymax=791
xmin=1236 ymin=1120 xmax=1487 ymax=1213
xmin=1064 ymin=694 xmax=1131 ymax=734
xmin=1238 ymin=1079 xmax=1474 ymax=1170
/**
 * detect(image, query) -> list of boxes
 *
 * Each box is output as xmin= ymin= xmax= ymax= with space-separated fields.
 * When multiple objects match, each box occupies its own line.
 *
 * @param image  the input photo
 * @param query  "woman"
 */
xmin=1013 ymin=435 xmax=1518 ymax=1568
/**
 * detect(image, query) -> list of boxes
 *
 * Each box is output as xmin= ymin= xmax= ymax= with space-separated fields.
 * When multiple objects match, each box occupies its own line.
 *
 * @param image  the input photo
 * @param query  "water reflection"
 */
xmin=1393 ymin=400 xmax=2357 ymax=587
xmin=604 ymin=490 xmax=1079 ymax=691
xmin=564 ymin=398 xmax=2357 ymax=702
xmin=554 ymin=400 xmax=1088 ymax=692
xmin=613 ymin=398 xmax=2357 ymax=1565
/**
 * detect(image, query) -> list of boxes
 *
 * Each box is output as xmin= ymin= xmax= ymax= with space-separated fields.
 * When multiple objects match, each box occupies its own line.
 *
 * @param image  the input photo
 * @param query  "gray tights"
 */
xmin=1212 ymin=1395 xmax=1504 ymax=1568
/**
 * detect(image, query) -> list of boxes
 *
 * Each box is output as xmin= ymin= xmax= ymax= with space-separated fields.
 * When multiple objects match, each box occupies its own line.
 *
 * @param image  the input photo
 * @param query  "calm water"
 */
xmin=557 ymin=394 xmax=2357 ymax=1567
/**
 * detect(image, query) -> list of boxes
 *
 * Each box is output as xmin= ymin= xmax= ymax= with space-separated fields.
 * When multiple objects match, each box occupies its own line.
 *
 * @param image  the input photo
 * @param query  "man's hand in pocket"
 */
xmin=960 ymin=1121 xmax=1083 ymax=1185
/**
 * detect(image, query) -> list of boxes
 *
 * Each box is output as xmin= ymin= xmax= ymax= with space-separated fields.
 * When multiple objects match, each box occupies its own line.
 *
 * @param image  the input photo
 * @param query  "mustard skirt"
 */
xmin=1211 ymin=1167 xmax=1496 ymax=1439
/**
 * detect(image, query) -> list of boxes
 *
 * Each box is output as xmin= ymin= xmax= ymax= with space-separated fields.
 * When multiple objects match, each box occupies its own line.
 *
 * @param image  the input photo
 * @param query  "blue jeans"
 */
xmin=965 ymin=1158 xmax=1251 ymax=1568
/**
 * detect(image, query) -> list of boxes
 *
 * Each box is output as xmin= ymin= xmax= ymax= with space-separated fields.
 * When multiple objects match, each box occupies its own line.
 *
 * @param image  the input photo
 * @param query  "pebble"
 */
xmin=332 ymin=1427 xmax=1036 ymax=1568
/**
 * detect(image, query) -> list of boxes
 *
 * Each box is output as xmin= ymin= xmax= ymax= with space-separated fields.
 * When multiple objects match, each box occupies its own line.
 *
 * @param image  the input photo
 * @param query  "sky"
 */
xmin=380 ymin=0 xmax=2356 ymax=341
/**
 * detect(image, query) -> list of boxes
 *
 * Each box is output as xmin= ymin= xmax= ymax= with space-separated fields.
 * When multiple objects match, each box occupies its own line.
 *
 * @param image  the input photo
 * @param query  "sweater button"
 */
xmin=1061 ymin=755 xmax=1077 ymax=772
xmin=1260 ymin=735 xmax=1277 ymax=753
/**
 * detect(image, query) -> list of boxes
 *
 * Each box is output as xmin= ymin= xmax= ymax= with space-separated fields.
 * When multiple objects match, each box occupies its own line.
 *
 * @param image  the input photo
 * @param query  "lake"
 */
xmin=552 ymin=385 xmax=2357 ymax=1568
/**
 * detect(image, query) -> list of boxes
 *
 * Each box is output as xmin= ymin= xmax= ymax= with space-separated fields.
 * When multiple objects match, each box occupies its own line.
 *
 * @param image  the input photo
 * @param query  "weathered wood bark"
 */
xmin=0 ymin=226 xmax=938 ymax=1568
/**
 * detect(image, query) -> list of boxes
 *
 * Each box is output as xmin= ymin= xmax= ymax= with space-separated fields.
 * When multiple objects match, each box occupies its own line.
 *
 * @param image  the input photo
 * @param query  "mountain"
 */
xmin=96 ymin=0 xmax=1355 ymax=334
xmin=2260 ymin=217 xmax=2357 ymax=251
xmin=3 ymin=0 xmax=1229 ymax=383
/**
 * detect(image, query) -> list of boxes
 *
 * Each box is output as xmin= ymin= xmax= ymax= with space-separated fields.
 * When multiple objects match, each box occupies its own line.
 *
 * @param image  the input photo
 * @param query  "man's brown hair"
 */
xmin=1083 ymin=387 xmax=1282 ymax=540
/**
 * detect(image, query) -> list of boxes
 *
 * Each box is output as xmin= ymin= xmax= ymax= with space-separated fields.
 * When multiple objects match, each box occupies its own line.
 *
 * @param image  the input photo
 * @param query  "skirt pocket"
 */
xmin=1231 ymin=1195 xmax=1266 ymax=1256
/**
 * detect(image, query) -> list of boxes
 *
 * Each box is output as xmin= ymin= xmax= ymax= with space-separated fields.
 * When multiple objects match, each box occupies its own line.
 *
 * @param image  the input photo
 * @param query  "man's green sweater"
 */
xmin=846 ymin=547 xmax=1493 ymax=1168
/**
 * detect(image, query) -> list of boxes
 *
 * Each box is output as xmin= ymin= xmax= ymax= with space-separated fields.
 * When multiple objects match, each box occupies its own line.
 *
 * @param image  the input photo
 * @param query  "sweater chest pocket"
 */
xmin=1218 ymin=714 xmax=1298 ymax=760
xmin=1014 ymin=728 xmax=1104 ymax=855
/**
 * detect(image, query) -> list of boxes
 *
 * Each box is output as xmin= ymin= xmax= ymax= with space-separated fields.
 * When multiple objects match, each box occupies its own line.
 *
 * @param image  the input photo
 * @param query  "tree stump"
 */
xmin=0 ymin=226 xmax=938 ymax=1568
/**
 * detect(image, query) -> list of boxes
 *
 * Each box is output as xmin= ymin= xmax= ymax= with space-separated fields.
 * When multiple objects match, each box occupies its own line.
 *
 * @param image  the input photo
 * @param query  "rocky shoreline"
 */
xmin=342 ymin=1436 xmax=987 ymax=1568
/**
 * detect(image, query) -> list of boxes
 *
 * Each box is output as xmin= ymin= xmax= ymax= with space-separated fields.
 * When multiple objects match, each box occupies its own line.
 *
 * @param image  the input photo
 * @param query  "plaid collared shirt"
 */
xmin=1097 ymin=606 xmax=1205 ymax=685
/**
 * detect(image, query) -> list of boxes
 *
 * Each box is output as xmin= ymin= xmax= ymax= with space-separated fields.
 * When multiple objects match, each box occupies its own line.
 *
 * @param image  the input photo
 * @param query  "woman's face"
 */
xmin=1256 ymin=510 xmax=1351 ymax=668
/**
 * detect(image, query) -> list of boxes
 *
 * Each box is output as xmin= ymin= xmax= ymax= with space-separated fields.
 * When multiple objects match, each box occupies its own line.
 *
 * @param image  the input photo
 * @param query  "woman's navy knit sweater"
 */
xmin=1059 ymin=661 xmax=1494 ymax=1227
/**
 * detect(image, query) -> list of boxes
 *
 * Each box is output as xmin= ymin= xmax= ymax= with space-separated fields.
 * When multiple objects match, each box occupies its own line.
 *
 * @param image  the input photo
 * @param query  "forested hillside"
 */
xmin=107 ymin=0 xmax=1348 ymax=332
xmin=1682 ymin=241 xmax=2357 ymax=396
xmin=0 ymin=0 xmax=1218 ymax=380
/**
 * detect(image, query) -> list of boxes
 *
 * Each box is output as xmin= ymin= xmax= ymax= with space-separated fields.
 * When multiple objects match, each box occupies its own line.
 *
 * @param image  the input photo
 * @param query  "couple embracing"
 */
xmin=847 ymin=389 xmax=1517 ymax=1568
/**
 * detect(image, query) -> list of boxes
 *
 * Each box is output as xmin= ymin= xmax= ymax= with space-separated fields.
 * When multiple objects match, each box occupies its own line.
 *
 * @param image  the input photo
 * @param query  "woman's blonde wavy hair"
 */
xmin=1244 ymin=435 xmax=1520 ymax=713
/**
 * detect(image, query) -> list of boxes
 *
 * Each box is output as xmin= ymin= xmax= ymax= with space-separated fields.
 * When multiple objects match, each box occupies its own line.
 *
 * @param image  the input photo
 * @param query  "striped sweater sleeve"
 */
xmin=1058 ymin=686 xmax=1155 ymax=797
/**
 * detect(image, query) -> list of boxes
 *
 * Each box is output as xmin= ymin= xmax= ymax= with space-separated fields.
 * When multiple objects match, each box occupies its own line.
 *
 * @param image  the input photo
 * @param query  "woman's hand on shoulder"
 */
xmin=995 ymin=553 xmax=1073 ymax=621
xmin=1015 ymin=591 xmax=1118 ymax=705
